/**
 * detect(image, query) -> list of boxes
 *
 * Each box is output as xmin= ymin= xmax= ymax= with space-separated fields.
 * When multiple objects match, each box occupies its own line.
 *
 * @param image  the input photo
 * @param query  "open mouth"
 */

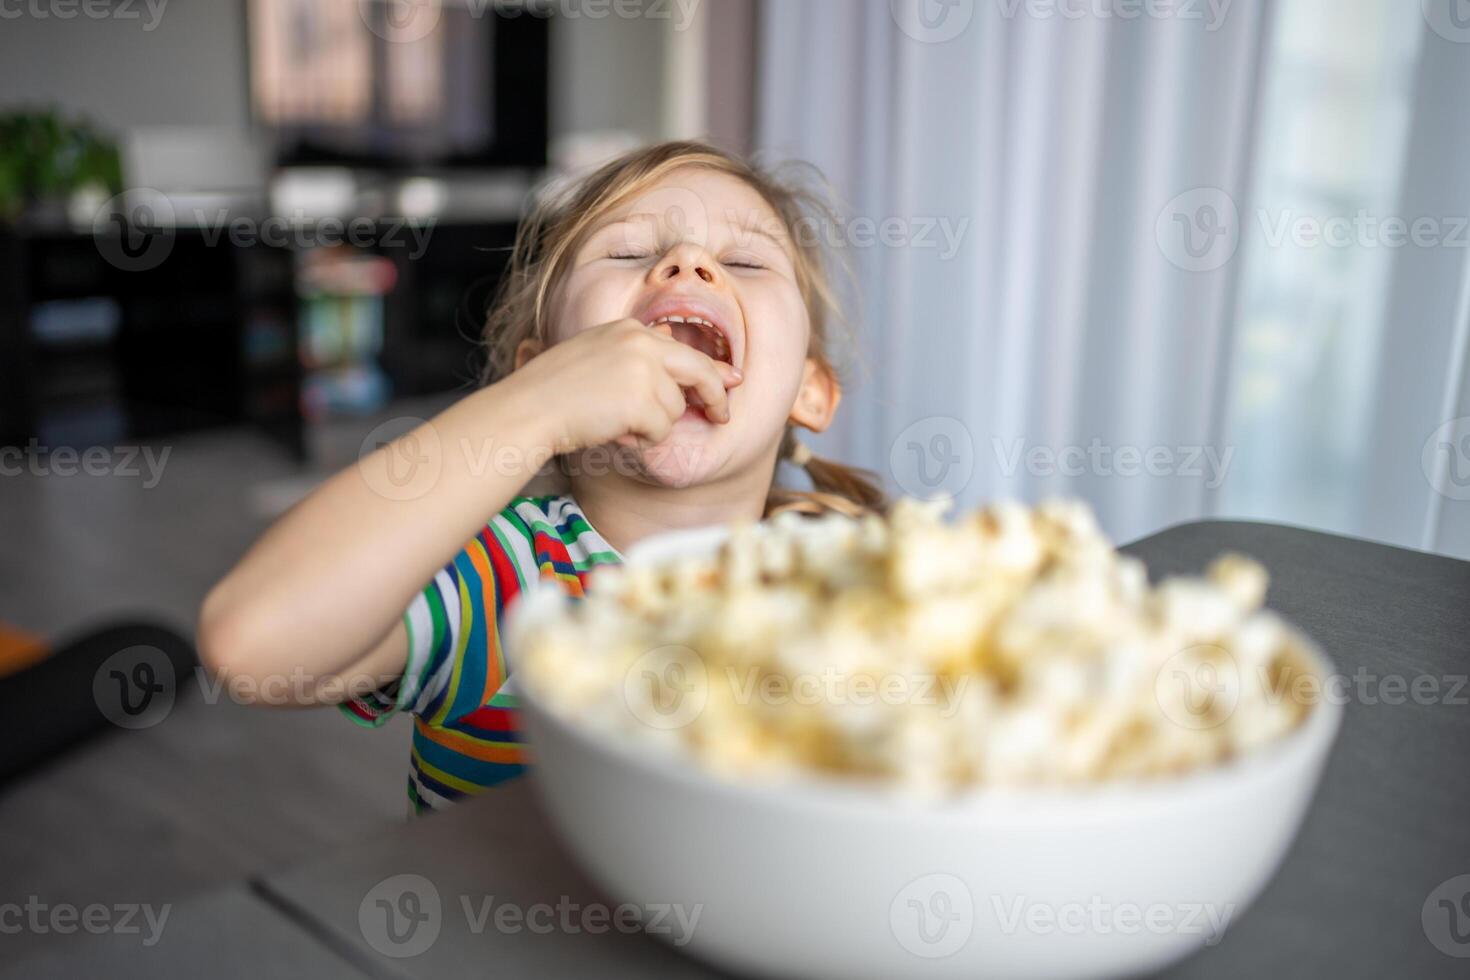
xmin=642 ymin=311 xmax=736 ymax=419
xmin=646 ymin=314 xmax=733 ymax=365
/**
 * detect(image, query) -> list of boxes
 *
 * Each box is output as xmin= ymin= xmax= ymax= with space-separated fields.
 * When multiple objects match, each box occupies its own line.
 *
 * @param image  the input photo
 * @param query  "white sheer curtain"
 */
xmin=756 ymin=0 xmax=1273 ymax=545
xmin=755 ymin=0 xmax=1470 ymax=557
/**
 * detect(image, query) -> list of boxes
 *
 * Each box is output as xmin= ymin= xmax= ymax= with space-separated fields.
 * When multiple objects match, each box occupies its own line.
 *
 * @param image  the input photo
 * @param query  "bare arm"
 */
xmin=198 ymin=381 xmax=556 ymax=704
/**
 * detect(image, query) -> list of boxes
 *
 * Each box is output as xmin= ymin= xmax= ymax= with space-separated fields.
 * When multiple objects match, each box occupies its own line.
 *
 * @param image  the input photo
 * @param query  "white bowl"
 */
xmin=512 ymin=526 xmax=1342 ymax=980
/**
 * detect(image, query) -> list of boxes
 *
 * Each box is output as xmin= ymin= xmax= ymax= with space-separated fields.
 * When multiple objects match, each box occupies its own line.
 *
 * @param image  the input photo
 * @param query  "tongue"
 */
xmin=668 ymin=322 xmax=720 ymax=419
xmin=671 ymin=321 xmax=721 ymax=361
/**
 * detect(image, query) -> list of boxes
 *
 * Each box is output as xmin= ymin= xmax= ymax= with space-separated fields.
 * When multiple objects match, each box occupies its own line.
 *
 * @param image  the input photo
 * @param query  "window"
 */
xmin=1218 ymin=0 xmax=1424 ymax=531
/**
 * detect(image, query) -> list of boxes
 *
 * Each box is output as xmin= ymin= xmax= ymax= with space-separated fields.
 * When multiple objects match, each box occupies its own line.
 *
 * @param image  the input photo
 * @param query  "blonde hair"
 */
xmin=482 ymin=139 xmax=884 ymax=517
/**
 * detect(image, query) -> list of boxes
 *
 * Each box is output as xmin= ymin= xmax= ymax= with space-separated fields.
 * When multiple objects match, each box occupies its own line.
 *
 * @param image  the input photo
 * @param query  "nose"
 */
xmin=649 ymin=242 xmax=721 ymax=288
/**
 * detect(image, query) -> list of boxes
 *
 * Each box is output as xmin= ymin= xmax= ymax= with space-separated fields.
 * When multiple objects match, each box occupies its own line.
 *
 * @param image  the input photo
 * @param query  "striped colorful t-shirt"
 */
xmin=340 ymin=495 xmax=621 ymax=814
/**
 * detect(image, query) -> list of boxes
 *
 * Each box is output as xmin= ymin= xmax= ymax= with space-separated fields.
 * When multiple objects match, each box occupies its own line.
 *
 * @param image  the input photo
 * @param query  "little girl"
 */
xmin=200 ymin=141 xmax=884 ymax=814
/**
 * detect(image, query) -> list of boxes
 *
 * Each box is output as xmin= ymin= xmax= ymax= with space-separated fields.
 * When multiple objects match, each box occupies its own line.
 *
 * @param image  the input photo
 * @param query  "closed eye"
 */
xmin=608 ymin=249 xmax=652 ymax=261
xmin=722 ymin=257 xmax=766 ymax=270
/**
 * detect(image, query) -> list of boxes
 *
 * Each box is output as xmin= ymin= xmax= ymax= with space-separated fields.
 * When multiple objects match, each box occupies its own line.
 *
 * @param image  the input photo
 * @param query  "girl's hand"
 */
xmin=504 ymin=318 xmax=743 ymax=453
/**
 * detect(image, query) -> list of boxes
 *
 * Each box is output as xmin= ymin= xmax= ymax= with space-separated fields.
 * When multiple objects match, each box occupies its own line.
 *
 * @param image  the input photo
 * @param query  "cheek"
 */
xmin=748 ymin=293 xmax=812 ymax=390
xmin=549 ymin=269 xmax=635 ymax=342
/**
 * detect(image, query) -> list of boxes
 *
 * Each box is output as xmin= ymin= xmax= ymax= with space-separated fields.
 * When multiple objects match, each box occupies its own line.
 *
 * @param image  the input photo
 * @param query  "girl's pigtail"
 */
xmin=766 ymin=430 xmax=887 ymax=518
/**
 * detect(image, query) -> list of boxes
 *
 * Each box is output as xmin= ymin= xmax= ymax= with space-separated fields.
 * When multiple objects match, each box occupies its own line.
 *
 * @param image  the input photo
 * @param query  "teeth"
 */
xmin=647 ymin=314 xmax=732 ymax=362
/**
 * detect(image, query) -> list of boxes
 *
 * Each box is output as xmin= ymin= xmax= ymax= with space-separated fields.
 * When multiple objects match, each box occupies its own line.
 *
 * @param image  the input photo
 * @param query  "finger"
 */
xmin=715 ymin=360 xmax=743 ymax=387
xmin=623 ymin=377 xmax=683 ymax=444
xmin=660 ymin=348 xmax=731 ymax=423
xmin=634 ymin=402 xmax=675 ymax=444
xmin=642 ymin=326 xmax=740 ymax=385
xmin=652 ymin=374 xmax=688 ymax=423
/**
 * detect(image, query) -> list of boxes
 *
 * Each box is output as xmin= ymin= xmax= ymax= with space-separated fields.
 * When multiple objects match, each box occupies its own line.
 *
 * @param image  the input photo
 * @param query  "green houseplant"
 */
xmin=0 ymin=108 xmax=123 ymax=224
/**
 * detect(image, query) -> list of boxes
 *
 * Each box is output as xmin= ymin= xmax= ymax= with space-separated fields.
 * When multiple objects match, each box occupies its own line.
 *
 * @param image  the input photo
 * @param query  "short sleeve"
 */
xmin=339 ymin=506 xmax=541 ymax=729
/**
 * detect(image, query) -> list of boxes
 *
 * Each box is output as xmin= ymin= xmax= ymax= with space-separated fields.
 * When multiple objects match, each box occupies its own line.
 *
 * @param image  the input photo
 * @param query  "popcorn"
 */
xmin=516 ymin=498 xmax=1316 ymax=795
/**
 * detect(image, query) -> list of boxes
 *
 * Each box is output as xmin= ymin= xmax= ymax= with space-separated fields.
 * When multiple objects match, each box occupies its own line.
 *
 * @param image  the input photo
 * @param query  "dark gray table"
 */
xmin=1124 ymin=521 xmax=1470 ymax=978
xmin=0 ymin=884 xmax=373 ymax=980
xmin=33 ymin=521 xmax=1470 ymax=978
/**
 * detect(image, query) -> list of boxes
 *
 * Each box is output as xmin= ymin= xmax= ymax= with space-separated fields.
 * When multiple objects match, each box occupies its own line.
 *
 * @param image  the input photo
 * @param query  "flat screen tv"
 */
xmin=247 ymin=0 xmax=548 ymax=169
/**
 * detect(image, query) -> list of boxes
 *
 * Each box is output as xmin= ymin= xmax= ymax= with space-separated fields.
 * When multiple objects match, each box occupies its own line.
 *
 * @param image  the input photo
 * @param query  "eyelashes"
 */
xmin=605 ymin=251 xmax=766 ymax=271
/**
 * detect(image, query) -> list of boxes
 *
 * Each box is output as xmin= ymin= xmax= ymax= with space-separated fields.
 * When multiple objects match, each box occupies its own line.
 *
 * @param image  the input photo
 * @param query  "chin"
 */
xmin=636 ymin=442 xmax=724 ymax=489
xmin=623 ymin=411 xmax=733 ymax=488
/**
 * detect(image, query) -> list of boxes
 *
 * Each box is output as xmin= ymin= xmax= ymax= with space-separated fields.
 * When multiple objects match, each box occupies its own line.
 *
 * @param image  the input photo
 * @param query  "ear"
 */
xmin=789 ymin=358 xmax=842 ymax=433
xmin=514 ymin=338 xmax=546 ymax=371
